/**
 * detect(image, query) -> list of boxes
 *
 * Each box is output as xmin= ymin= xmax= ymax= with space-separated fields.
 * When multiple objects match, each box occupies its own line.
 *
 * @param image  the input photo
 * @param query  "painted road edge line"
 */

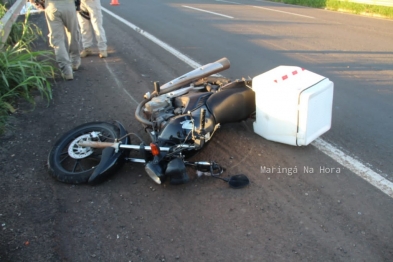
xmin=214 ymin=0 xmax=315 ymax=19
xmin=102 ymin=8 xmax=201 ymax=69
xmin=313 ymin=138 xmax=393 ymax=198
xmin=102 ymin=7 xmax=393 ymax=198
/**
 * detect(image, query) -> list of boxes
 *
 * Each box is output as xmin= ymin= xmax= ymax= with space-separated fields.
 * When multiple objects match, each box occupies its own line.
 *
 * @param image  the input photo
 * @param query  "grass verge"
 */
xmin=1 ymin=8 xmax=56 ymax=134
xmin=267 ymin=0 xmax=393 ymax=19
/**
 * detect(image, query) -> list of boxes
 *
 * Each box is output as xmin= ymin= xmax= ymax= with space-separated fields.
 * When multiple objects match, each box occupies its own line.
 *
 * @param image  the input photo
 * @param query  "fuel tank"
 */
xmin=158 ymin=81 xmax=255 ymax=144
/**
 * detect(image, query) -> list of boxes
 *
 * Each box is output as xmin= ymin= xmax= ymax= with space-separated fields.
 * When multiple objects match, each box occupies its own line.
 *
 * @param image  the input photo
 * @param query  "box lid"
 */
xmin=252 ymin=66 xmax=326 ymax=95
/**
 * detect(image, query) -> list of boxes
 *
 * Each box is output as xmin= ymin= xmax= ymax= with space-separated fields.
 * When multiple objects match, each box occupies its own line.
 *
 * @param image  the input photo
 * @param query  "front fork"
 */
xmin=143 ymin=157 xmax=225 ymax=185
xmin=78 ymin=133 xmax=224 ymax=185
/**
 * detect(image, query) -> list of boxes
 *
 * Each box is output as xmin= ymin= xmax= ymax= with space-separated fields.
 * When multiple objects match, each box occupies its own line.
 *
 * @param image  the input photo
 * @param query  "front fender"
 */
xmin=88 ymin=121 xmax=129 ymax=185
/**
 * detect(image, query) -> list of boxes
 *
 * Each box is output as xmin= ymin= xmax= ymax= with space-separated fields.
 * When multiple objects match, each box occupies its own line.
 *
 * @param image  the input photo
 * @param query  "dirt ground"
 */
xmin=0 ymin=38 xmax=266 ymax=260
xmin=0 ymin=13 xmax=265 ymax=262
xmin=1 ymin=12 xmax=393 ymax=262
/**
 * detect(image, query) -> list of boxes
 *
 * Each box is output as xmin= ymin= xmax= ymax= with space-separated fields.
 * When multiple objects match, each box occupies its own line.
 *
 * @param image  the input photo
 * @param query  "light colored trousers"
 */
xmin=77 ymin=0 xmax=107 ymax=51
xmin=45 ymin=0 xmax=81 ymax=75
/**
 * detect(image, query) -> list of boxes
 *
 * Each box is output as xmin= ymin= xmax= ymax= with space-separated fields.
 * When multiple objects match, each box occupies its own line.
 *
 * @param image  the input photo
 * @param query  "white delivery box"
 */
xmin=252 ymin=66 xmax=334 ymax=146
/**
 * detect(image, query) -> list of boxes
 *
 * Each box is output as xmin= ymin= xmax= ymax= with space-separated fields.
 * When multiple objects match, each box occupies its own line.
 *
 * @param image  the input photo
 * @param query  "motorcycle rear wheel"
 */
xmin=47 ymin=122 xmax=120 ymax=184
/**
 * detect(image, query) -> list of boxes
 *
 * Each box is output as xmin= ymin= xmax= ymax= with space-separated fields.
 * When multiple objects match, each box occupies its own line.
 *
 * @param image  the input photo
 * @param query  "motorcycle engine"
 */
xmin=143 ymin=85 xmax=207 ymax=130
xmin=143 ymin=78 xmax=229 ymax=130
xmin=143 ymin=95 xmax=175 ymax=129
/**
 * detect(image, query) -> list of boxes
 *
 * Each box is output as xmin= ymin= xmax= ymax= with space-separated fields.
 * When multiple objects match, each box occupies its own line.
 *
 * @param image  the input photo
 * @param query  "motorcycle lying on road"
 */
xmin=48 ymin=58 xmax=254 ymax=188
xmin=47 ymin=57 xmax=334 ymax=189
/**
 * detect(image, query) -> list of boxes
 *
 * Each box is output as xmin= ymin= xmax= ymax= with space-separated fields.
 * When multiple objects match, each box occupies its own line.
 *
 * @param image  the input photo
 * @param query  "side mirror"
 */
xmin=212 ymin=174 xmax=250 ymax=189
xmin=228 ymin=174 xmax=249 ymax=189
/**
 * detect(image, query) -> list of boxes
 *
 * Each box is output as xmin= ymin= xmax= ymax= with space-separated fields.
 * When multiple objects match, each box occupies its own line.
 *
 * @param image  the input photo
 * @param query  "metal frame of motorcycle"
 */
xmin=77 ymin=129 xmax=249 ymax=188
xmin=55 ymin=58 xmax=250 ymax=188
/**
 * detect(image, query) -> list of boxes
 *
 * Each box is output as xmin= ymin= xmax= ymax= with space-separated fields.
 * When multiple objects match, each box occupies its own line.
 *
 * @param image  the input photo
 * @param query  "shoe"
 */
xmin=72 ymin=61 xmax=81 ymax=71
xmin=62 ymin=72 xmax=74 ymax=81
xmin=99 ymin=50 xmax=107 ymax=58
xmin=80 ymin=48 xmax=92 ymax=58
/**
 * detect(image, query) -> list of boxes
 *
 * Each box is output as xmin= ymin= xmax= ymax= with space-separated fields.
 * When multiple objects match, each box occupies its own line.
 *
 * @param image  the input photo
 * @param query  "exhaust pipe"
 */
xmin=159 ymin=57 xmax=230 ymax=94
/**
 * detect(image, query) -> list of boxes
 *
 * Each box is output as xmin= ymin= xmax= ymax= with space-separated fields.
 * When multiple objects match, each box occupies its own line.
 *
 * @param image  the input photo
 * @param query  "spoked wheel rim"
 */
xmin=52 ymin=124 xmax=119 ymax=176
xmin=67 ymin=134 xmax=95 ymax=159
xmin=57 ymin=129 xmax=116 ymax=174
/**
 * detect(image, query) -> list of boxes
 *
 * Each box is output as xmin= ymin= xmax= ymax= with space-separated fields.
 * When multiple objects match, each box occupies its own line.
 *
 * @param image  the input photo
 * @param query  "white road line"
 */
xmin=215 ymin=0 xmax=241 ymax=4
xmin=101 ymin=7 xmax=393 ymax=198
xmin=253 ymin=6 xmax=315 ymax=19
xmin=103 ymin=58 xmax=138 ymax=105
xmin=101 ymin=8 xmax=201 ymax=69
xmin=214 ymin=0 xmax=314 ymax=19
xmin=182 ymin=5 xmax=234 ymax=19
xmin=312 ymin=138 xmax=393 ymax=198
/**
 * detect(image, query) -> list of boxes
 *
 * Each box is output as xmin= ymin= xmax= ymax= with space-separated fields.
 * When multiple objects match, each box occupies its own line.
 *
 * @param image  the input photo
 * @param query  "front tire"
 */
xmin=48 ymin=122 xmax=120 ymax=184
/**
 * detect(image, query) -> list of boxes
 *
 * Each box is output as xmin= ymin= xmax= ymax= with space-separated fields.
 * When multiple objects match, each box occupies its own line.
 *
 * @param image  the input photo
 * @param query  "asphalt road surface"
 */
xmin=99 ymin=0 xmax=393 ymax=259
xmin=1 ymin=1 xmax=392 ymax=261
xmin=102 ymin=0 xmax=393 ymax=184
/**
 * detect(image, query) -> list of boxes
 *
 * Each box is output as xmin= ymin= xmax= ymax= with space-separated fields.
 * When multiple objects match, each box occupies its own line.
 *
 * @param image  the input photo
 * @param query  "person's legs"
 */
xmin=45 ymin=2 xmax=73 ymax=79
xmin=78 ymin=0 xmax=94 ymax=57
xmin=85 ymin=0 xmax=107 ymax=57
xmin=63 ymin=4 xmax=81 ymax=70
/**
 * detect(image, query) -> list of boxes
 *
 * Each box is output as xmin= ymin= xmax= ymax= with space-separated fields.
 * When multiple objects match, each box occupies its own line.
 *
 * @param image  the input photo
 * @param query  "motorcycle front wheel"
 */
xmin=48 ymin=122 xmax=120 ymax=184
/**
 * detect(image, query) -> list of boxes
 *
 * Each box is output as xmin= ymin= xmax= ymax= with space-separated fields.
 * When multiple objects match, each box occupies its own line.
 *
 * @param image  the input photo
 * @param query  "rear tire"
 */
xmin=48 ymin=122 xmax=120 ymax=184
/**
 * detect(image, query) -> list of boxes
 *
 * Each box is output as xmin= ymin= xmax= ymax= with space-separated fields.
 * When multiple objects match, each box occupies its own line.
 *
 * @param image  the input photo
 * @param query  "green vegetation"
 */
xmin=268 ymin=0 xmax=327 ymax=8
xmin=1 ymin=7 xmax=56 ymax=134
xmin=0 ymin=2 xmax=6 ymax=17
xmin=268 ymin=0 xmax=393 ymax=19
